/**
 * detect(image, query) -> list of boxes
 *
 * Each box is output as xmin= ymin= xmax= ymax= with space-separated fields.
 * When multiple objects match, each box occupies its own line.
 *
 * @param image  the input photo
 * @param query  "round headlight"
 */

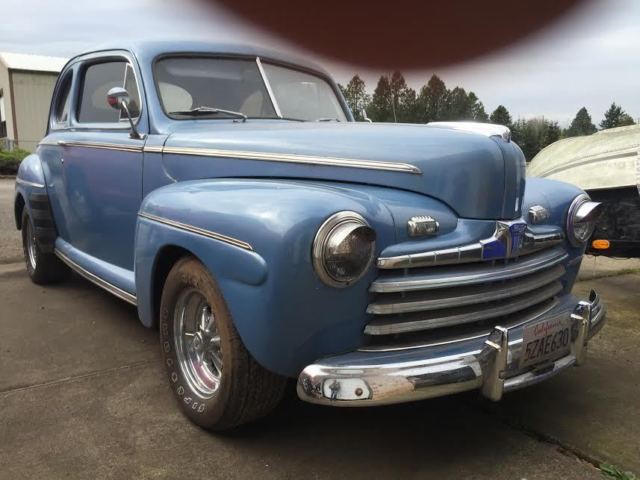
xmin=312 ymin=211 xmax=376 ymax=288
xmin=566 ymin=193 xmax=600 ymax=246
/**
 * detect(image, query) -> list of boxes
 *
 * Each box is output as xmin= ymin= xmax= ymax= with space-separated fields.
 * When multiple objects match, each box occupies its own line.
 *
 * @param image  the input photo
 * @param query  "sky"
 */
xmin=1 ymin=0 xmax=638 ymax=126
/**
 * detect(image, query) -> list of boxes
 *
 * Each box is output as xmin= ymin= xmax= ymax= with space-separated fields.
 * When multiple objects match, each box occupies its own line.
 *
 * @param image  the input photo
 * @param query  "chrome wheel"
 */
xmin=173 ymin=288 xmax=222 ymax=398
xmin=26 ymin=221 xmax=37 ymax=270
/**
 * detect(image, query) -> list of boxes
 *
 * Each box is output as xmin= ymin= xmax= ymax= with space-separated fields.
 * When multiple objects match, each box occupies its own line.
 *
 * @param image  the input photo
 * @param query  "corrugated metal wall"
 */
xmin=0 ymin=64 xmax=14 ymax=145
xmin=11 ymin=71 xmax=58 ymax=151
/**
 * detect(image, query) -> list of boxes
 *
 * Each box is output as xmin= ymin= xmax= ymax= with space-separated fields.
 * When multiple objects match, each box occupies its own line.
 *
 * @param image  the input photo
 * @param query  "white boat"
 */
xmin=528 ymin=124 xmax=640 ymax=257
xmin=528 ymin=124 xmax=639 ymax=191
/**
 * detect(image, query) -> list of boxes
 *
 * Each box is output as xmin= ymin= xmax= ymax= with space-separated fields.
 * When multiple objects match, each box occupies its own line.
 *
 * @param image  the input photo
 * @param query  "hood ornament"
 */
xmin=481 ymin=220 xmax=528 ymax=260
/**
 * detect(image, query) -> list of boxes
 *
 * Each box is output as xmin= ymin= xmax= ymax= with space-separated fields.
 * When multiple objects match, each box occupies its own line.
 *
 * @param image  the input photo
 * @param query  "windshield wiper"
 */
xmin=169 ymin=106 xmax=247 ymax=122
xmin=315 ymin=117 xmax=341 ymax=122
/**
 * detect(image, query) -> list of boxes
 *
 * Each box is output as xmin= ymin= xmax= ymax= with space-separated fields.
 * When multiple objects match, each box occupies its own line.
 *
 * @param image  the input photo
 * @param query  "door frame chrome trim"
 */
xmin=256 ymin=57 xmax=282 ymax=118
xmin=57 ymin=140 xmax=144 ymax=153
xmin=160 ymin=146 xmax=422 ymax=174
xmin=54 ymin=249 xmax=137 ymax=306
xmin=138 ymin=212 xmax=254 ymax=251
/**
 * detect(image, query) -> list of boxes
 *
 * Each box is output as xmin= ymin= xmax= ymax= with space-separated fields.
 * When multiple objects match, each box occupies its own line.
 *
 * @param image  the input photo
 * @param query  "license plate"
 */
xmin=520 ymin=316 xmax=571 ymax=369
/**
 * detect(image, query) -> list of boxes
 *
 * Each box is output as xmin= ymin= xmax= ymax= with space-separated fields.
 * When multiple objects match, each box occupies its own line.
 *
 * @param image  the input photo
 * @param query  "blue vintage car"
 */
xmin=14 ymin=41 xmax=605 ymax=430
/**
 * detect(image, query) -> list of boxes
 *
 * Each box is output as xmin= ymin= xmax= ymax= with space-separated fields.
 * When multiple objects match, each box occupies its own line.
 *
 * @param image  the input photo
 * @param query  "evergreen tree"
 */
xmin=416 ymin=74 xmax=448 ymax=123
xmin=368 ymin=75 xmax=393 ymax=122
xmin=468 ymin=92 xmax=489 ymax=122
xmin=600 ymin=102 xmax=635 ymax=130
xmin=543 ymin=121 xmax=561 ymax=146
xmin=489 ymin=105 xmax=513 ymax=128
xmin=341 ymin=75 xmax=370 ymax=121
xmin=565 ymin=107 xmax=597 ymax=137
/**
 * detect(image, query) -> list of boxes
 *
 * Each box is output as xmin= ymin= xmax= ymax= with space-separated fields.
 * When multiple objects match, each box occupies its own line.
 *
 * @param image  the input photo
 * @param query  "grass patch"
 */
xmin=601 ymin=463 xmax=637 ymax=480
xmin=0 ymin=148 xmax=29 ymax=175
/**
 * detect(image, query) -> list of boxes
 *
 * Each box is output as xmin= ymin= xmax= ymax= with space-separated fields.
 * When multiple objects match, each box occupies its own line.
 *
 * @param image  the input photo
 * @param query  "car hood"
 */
xmin=160 ymin=122 xmax=525 ymax=219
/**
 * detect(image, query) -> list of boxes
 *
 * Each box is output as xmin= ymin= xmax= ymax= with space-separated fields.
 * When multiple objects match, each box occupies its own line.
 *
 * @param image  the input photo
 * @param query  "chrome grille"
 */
xmin=365 ymin=246 xmax=568 ymax=341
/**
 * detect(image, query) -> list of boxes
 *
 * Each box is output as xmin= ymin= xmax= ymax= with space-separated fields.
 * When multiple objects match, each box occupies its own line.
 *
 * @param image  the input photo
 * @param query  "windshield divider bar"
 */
xmin=256 ymin=57 xmax=282 ymax=118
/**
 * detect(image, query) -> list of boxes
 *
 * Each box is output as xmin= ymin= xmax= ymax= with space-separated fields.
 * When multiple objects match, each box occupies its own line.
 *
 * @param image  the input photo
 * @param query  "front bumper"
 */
xmin=297 ymin=290 xmax=606 ymax=406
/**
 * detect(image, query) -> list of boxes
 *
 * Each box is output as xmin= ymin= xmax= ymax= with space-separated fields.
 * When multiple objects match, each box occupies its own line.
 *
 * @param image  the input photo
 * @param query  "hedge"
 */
xmin=0 ymin=148 xmax=29 ymax=175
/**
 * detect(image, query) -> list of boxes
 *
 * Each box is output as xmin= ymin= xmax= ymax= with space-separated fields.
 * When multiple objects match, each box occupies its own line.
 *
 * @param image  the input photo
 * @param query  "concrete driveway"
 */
xmin=1 ymin=178 xmax=639 ymax=479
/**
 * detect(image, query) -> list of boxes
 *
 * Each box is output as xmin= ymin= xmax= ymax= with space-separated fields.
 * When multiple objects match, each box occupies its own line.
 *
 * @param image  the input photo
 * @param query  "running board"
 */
xmin=54 ymin=249 xmax=137 ymax=306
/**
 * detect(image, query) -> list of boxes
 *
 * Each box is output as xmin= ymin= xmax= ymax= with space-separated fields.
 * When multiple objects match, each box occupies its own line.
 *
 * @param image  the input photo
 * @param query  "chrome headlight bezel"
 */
xmin=566 ymin=193 xmax=598 ymax=247
xmin=312 ymin=211 xmax=376 ymax=288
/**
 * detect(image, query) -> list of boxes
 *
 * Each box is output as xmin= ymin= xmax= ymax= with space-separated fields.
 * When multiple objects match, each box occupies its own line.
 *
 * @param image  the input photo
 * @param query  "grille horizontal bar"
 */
xmin=370 ymin=247 xmax=567 ymax=293
xmin=364 ymin=281 xmax=564 ymax=335
xmin=367 ymin=264 xmax=565 ymax=315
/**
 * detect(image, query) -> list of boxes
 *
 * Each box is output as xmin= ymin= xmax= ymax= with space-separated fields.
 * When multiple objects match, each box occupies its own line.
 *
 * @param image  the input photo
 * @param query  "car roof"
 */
xmin=68 ymin=40 xmax=330 ymax=77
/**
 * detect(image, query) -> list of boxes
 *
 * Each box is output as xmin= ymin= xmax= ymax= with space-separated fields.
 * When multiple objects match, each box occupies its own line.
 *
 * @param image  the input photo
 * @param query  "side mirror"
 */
xmin=106 ymin=87 xmax=143 ymax=140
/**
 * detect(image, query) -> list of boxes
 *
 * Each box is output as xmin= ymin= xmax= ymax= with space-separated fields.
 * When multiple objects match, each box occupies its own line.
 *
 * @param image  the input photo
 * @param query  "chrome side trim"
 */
xmin=367 ymin=264 xmax=565 ymax=315
xmin=377 ymin=223 xmax=563 ymax=269
xmin=54 ymin=249 xmax=137 ymax=306
xmin=57 ymin=140 xmax=144 ymax=153
xmin=15 ymin=178 xmax=45 ymax=189
xmin=256 ymin=57 xmax=282 ymax=118
xmin=138 ymin=212 xmax=254 ymax=251
xmin=371 ymin=247 xmax=568 ymax=293
xmin=142 ymin=145 xmax=163 ymax=154
xmin=364 ymin=282 xmax=564 ymax=335
xmin=160 ymin=146 xmax=422 ymax=174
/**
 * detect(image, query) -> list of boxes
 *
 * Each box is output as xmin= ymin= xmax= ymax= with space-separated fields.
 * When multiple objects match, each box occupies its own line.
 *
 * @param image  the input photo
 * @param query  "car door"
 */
xmin=43 ymin=53 xmax=147 ymax=272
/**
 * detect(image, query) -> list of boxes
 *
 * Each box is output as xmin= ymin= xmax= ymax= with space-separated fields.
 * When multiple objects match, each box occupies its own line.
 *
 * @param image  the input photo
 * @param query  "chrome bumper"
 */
xmin=297 ymin=290 xmax=606 ymax=406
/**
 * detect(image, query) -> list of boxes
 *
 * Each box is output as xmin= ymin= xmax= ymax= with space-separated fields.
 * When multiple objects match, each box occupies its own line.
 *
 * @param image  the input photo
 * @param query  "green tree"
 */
xmin=341 ymin=75 xmax=370 ymax=121
xmin=468 ymin=92 xmax=489 ymax=122
xmin=600 ymin=102 xmax=635 ymax=130
xmin=543 ymin=120 xmax=561 ymax=146
xmin=565 ymin=107 xmax=597 ymax=137
xmin=512 ymin=117 xmax=560 ymax=161
xmin=389 ymin=71 xmax=416 ymax=122
xmin=416 ymin=74 xmax=448 ymax=123
xmin=368 ymin=75 xmax=394 ymax=122
xmin=489 ymin=105 xmax=513 ymax=128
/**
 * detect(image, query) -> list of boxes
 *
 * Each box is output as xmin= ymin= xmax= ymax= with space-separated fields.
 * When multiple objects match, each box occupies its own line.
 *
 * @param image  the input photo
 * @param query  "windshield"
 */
xmin=155 ymin=56 xmax=347 ymax=122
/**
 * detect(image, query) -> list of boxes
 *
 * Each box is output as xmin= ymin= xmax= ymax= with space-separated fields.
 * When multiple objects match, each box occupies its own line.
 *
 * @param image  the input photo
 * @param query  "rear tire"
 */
xmin=21 ymin=210 xmax=70 ymax=285
xmin=159 ymin=256 xmax=286 ymax=431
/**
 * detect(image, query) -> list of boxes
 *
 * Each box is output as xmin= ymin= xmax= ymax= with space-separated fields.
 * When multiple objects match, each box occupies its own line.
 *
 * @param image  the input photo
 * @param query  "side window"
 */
xmin=53 ymin=72 xmax=73 ymax=126
xmin=77 ymin=60 xmax=141 ymax=124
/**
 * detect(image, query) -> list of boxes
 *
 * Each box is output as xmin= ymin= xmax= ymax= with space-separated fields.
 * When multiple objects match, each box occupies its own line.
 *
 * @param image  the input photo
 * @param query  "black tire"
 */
xmin=159 ymin=256 xmax=286 ymax=431
xmin=21 ymin=209 xmax=70 ymax=285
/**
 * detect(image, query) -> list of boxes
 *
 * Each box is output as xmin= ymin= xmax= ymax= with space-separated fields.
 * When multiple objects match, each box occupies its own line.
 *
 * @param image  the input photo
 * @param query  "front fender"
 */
xmin=135 ymin=179 xmax=398 ymax=377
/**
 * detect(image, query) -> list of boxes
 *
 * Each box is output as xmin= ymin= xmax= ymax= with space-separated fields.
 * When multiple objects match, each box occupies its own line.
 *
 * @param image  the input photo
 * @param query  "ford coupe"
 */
xmin=14 ymin=41 xmax=605 ymax=430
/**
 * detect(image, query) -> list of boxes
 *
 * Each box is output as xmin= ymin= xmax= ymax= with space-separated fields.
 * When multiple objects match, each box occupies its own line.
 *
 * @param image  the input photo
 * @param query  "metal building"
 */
xmin=0 ymin=52 xmax=67 ymax=152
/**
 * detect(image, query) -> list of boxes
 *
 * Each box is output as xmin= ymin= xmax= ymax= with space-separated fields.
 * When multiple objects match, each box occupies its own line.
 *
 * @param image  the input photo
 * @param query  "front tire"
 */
xmin=21 ymin=210 xmax=69 ymax=284
xmin=159 ymin=256 xmax=286 ymax=431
